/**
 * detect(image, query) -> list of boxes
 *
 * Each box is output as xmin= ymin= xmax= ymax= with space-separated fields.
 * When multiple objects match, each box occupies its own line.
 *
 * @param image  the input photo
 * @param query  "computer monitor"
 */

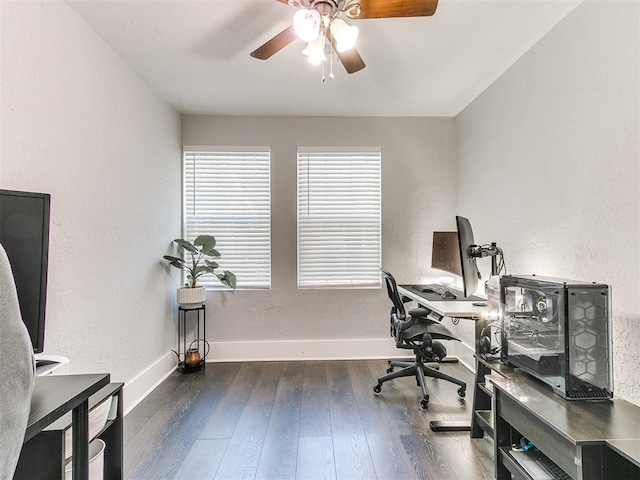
xmin=455 ymin=215 xmax=504 ymax=298
xmin=431 ymin=231 xmax=462 ymax=277
xmin=455 ymin=216 xmax=479 ymax=297
xmin=0 ymin=189 xmax=50 ymax=353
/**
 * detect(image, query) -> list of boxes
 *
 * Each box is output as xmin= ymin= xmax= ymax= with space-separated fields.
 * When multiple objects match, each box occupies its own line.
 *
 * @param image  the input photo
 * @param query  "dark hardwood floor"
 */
xmin=124 ymin=360 xmax=494 ymax=480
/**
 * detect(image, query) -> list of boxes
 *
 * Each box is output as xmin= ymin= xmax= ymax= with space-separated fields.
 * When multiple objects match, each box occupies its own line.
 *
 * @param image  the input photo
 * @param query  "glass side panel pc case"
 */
xmin=500 ymin=275 xmax=613 ymax=400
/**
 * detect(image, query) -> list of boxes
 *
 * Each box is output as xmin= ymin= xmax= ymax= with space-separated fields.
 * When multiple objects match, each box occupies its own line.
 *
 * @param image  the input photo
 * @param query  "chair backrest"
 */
xmin=0 ymin=244 xmax=35 ymax=479
xmin=380 ymin=267 xmax=406 ymax=318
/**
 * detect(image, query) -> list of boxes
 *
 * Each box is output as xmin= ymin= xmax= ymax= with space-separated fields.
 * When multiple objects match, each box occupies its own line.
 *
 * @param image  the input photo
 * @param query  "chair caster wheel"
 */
xmin=373 ymin=384 xmax=382 ymax=394
xmin=386 ymin=367 xmax=394 ymax=374
xmin=420 ymin=399 xmax=429 ymax=411
xmin=458 ymin=388 xmax=466 ymax=398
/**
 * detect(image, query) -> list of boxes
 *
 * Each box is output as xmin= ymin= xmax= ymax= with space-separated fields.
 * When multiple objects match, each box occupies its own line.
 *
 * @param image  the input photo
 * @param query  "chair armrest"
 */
xmin=392 ymin=312 xmax=416 ymax=342
xmin=408 ymin=307 xmax=431 ymax=318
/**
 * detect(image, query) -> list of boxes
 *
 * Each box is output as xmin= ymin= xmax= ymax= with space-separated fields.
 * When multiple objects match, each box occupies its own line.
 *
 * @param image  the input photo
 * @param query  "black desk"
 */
xmin=24 ymin=374 xmax=110 ymax=480
xmin=492 ymin=370 xmax=640 ymax=479
xmin=606 ymin=440 xmax=640 ymax=471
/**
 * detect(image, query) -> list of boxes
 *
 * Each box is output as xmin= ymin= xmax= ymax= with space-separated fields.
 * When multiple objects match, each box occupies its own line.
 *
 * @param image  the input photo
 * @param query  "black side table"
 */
xmin=177 ymin=304 xmax=206 ymax=373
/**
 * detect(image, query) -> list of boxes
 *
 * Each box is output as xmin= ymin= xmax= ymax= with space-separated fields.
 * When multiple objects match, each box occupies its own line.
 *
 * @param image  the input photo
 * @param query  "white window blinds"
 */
xmin=297 ymin=148 xmax=381 ymax=288
xmin=183 ymin=148 xmax=271 ymax=289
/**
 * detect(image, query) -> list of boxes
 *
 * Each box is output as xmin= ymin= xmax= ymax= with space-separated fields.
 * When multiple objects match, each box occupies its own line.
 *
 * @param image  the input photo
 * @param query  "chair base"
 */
xmin=374 ymin=357 xmax=466 ymax=411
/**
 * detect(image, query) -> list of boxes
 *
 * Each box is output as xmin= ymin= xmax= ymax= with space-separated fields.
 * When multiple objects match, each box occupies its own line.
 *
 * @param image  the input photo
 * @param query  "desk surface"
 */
xmin=491 ymin=370 xmax=640 ymax=445
xmin=606 ymin=439 xmax=640 ymax=467
xmin=398 ymin=285 xmax=487 ymax=319
xmin=25 ymin=373 xmax=110 ymax=442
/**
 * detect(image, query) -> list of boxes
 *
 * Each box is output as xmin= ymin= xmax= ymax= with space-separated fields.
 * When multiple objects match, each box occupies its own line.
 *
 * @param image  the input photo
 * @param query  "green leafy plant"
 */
xmin=163 ymin=235 xmax=236 ymax=289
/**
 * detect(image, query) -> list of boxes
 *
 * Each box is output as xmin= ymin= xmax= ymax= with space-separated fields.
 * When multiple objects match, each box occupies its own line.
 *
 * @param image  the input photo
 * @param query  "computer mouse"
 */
xmin=442 ymin=291 xmax=457 ymax=299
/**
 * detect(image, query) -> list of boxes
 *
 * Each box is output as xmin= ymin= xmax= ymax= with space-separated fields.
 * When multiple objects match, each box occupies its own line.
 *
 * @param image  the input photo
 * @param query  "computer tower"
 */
xmin=500 ymin=275 xmax=613 ymax=400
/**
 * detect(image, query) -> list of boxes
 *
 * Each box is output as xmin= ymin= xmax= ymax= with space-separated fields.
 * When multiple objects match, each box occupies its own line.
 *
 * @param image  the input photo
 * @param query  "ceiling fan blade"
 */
xmin=345 ymin=0 xmax=438 ymax=19
xmin=250 ymin=25 xmax=298 ymax=60
xmin=326 ymin=29 xmax=366 ymax=74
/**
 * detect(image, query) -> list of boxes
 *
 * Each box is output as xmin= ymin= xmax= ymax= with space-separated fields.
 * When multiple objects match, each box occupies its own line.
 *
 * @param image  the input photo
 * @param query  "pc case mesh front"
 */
xmin=500 ymin=275 xmax=612 ymax=400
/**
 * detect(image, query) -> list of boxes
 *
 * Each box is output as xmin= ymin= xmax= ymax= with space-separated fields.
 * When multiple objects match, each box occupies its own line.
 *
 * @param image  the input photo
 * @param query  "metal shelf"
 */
xmin=474 ymin=410 xmax=493 ymax=437
xmin=177 ymin=305 xmax=206 ymax=374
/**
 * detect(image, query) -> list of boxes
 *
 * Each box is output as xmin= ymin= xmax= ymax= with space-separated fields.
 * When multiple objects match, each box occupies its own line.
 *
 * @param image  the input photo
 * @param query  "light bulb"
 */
xmin=302 ymin=35 xmax=325 ymax=64
xmin=330 ymin=18 xmax=359 ymax=52
xmin=293 ymin=8 xmax=321 ymax=43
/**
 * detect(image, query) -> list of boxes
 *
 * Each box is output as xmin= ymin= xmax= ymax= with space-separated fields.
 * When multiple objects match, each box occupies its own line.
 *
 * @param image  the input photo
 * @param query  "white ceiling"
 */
xmin=67 ymin=0 xmax=582 ymax=117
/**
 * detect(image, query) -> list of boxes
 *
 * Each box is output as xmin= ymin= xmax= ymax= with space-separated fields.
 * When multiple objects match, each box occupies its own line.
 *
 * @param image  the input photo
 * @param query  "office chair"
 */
xmin=374 ymin=268 xmax=466 ymax=410
xmin=0 ymin=244 xmax=35 ymax=479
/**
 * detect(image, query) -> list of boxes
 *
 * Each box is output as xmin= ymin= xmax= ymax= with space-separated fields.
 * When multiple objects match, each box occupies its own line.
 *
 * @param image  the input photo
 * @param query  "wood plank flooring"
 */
xmin=124 ymin=360 xmax=494 ymax=480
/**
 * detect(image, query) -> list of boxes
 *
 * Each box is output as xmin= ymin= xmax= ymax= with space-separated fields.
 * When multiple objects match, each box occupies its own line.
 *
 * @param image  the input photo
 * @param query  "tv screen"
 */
xmin=0 ymin=189 xmax=50 ymax=353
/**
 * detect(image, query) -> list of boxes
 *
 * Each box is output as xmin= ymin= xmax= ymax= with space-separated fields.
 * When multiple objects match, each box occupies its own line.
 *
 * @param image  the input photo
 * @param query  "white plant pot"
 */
xmin=177 ymin=286 xmax=206 ymax=308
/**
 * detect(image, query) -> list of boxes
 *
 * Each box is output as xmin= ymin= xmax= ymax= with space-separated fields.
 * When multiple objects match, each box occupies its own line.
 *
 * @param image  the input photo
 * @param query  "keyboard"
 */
xmin=509 ymin=450 xmax=572 ymax=480
xmin=412 ymin=284 xmax=457 ymax=299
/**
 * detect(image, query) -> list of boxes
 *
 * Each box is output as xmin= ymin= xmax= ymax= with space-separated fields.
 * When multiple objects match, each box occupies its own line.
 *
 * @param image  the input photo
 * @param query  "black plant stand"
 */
xmin=177 ymin=304 xmax=206 ymax=373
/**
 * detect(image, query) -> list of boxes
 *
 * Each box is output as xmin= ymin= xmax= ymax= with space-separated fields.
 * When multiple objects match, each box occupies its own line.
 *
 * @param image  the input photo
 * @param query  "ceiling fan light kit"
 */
xmin=251 ymin=0 xmax=439 ymax=76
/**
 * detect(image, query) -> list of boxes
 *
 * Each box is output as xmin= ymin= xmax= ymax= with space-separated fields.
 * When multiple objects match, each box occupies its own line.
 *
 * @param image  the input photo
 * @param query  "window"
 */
xmin=297 ymin=148 xmax=381 ymax=288
xmin=183 ymin=147 xmax=271 ymax=289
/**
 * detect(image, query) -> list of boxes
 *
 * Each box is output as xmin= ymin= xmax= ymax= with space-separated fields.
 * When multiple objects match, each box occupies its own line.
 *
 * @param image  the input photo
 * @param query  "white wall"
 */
xmin=6 ymin=0 xmax=636 ymax=411
xmin=0 ymin=1 xmax=182 ymax=411
xmin=456 ymin=0 xmax=640 ymax=405
xmin=182 ymin=115 xmax=459 ymax=360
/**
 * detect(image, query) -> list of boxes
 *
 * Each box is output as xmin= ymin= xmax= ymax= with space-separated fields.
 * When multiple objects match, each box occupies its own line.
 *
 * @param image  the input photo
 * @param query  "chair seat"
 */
xmin=402 ymin=317 xmax=459 ymax=342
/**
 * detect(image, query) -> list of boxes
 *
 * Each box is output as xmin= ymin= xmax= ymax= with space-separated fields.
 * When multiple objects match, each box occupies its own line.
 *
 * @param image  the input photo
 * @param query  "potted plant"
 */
xmin=163 ymin=235 xmax=236 ymax=307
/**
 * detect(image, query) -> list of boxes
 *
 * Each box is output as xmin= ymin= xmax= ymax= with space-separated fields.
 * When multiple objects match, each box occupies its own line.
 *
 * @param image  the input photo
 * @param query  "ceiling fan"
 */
xmin=250 ymin=0 xmax=439 ymax=74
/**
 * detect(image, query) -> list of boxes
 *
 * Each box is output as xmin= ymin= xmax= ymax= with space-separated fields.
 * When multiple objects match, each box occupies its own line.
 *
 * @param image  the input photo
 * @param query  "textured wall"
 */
xmin=182 ymin=116 xmax=458 ymax=346
xmin=0 ymin=1 xmax=182 ymax=396
xmin=456 ymin=0 xmax=640 ymax=405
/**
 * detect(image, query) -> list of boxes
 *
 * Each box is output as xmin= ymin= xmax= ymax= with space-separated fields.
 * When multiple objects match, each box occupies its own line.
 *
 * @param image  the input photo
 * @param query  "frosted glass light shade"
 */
xmin=294 ymin=9 xmax=321 ymax=43
xmin=330 ymin=18 xmax=359 ymax=52
xmin=302 ymin=35 xmax=326 ymax=64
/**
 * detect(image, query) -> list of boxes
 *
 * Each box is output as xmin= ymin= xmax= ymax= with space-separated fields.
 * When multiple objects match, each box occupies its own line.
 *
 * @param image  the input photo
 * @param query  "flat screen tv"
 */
xmin=0 ymin=189 xmax=50 ymax=353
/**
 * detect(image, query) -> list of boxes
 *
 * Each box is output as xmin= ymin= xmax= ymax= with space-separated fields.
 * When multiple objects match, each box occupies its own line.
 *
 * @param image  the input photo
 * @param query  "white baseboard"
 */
xmin=123 ymin=351 xmax=177 ymax=415
xmin=207 ymin=338 xmax=408 ymax=362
